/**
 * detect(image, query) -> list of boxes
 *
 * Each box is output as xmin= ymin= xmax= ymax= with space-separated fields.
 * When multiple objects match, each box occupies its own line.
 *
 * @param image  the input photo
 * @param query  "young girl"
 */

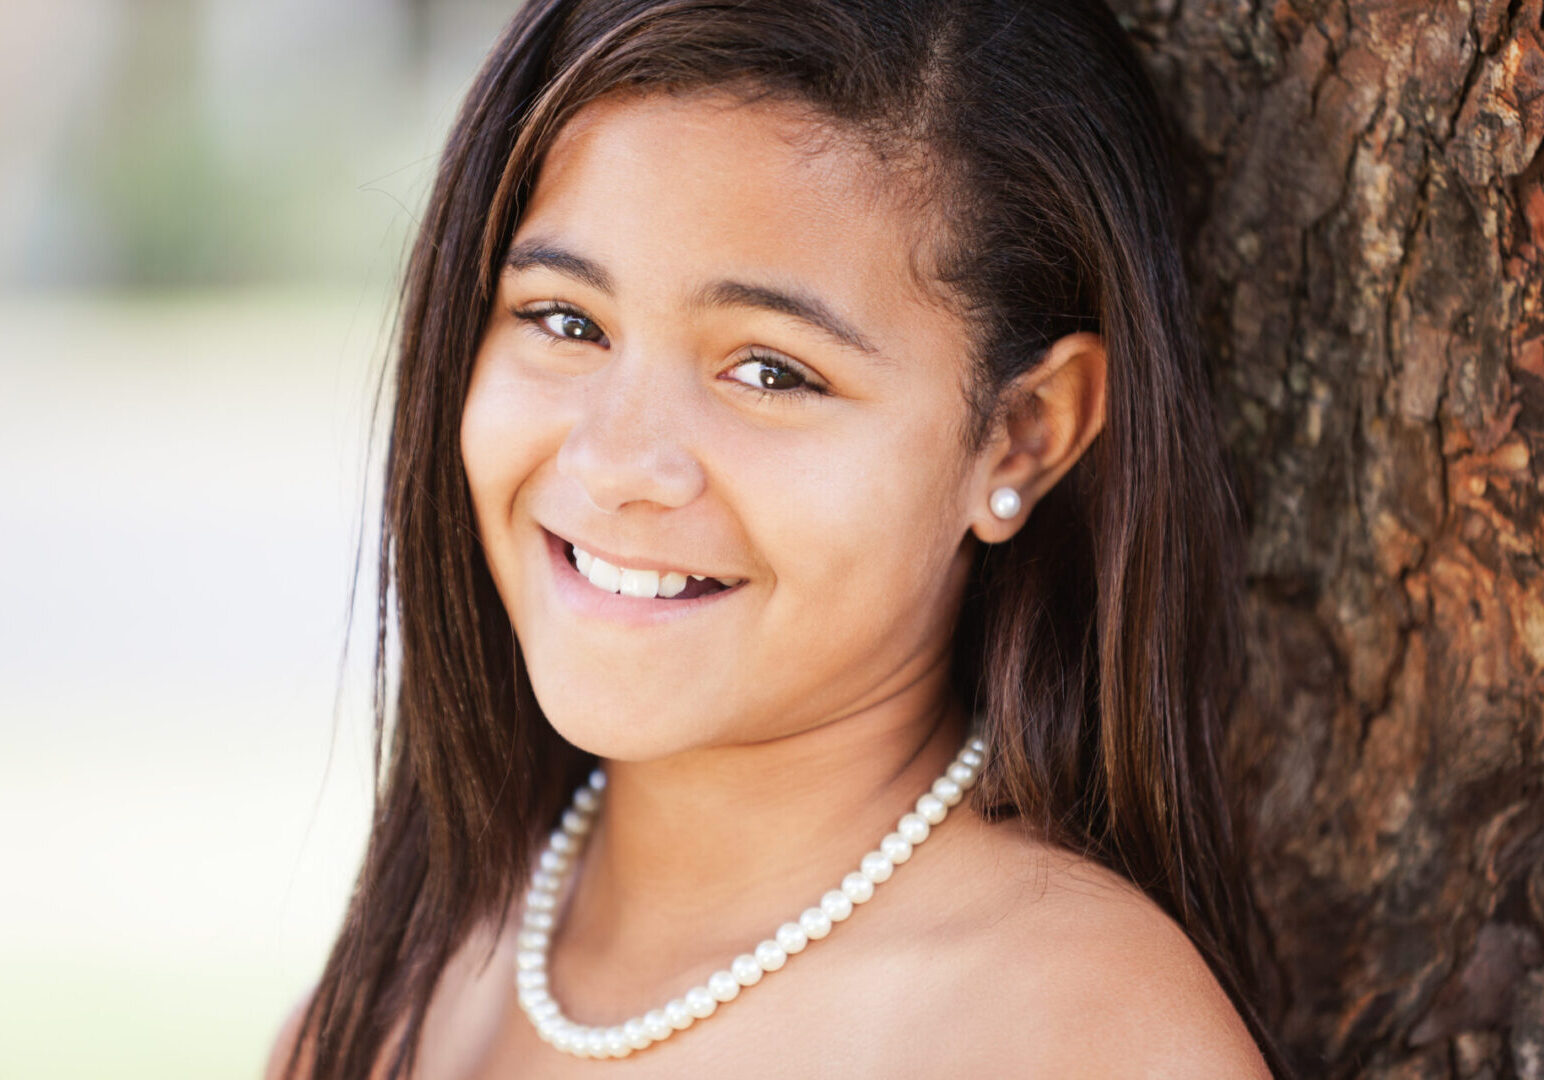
xmin=270 ymin=0 xmax=1290 ymax=1075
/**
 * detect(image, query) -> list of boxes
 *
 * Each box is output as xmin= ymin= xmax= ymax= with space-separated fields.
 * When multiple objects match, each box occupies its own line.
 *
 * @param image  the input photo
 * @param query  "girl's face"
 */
xmin=462 ymin=89 xmax=1002 ymax=759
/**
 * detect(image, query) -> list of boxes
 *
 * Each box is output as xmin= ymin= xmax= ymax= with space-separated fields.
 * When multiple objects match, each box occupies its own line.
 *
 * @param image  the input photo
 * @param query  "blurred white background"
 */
xmin=0 ymin=2 xmax=517 ymax=1076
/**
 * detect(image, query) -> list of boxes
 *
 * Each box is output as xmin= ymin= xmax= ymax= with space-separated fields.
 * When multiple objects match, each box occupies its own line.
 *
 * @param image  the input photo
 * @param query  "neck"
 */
xmin=553 ymin=672 xmax=971 ymax=979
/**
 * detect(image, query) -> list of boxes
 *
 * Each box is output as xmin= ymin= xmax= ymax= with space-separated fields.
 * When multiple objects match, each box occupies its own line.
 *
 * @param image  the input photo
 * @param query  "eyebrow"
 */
xmin=503 ymin=238 xmax=885 ymax=359
xmin=505 ymin=241 xmax=615 ymax=294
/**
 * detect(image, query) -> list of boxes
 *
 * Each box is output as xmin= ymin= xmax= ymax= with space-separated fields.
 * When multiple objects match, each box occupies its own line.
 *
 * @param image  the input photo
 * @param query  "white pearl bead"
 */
xmin=708 ymin=969 xmax=741 ymax=1002
xmin=604 ymin=1027 xmax=629 ymax=1056
xmin=946 ymin=761 xmax=977 ymax=788
xmin=820 ymin=888 xmax=854 ymax=922
xmin=573 ymin=786 xmax=600 ymax=813
xmin=623 ymin=1017 xmax=651 ymax=1050
xmin=561 ymin=809 xmax=591 ymax=835
xmin=841 ymin=871 xmax=875 ymax=904
xmin=799 ymin=906 xmax=833 ymax=939
xmin=685 ymin=986 xmax=718 ymax=1018
xmin=931 ymin=776 xmax=963 ymax=806
xmin=538 ymin=850 xmax=568 ymax=874
xmin=549 ymin=830 xmax=577 ymax=854
xmin=643 ymin=1009 xmax=672 ymax=1041
xmin=530 ymin=871 xmax=561 ymax=893
xmin=522 ymin=909 xmax=555 ymax=931
xmin=967 ymin=736 xmax=986 ymax=754
xmin=880 ymin=831 xmax=913 ymax=864
xmin=516 ymin=969 xmax=547 ymax=989
xmin=897 ymin=812 xmax=931 ymax=844
xmin=731 ymin=953 xmax=764 ymax=986
xmin=989 ymin=486 xmax=1021 ymax=520
xmin=585 ymin=1028 xmax=607 ymax=1056
xmin=524 ymin=889 xmax=556 ymax=911
xmin=860 ymin=850 xmax=894 ymax=883
xmin=515 ymin=950 xmax=545 ymax=971
xmin=916 ymin=792 xmax=948 ymax=824
xmin=776 ymin=921 xmax=809 ymax=954
xmin=517 ymin=986 xmax=549 ymax=1008
xmin=665 ymin=999 xmax=693 ymax=1030
xmin=755 ymin=939 xmax=787 ymax=971
xmin=588 ymin=767 xmax=607 ymax=790
xmin=958 ymin=747 xmax=984 ymax=769
xmin=531 ymin=998 xmax=559 ymax=1020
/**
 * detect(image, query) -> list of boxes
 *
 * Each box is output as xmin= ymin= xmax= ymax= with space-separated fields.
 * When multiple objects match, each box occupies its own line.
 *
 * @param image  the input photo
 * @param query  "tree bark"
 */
xmin=1109 ymin=0 xmax=1544 ymax=1076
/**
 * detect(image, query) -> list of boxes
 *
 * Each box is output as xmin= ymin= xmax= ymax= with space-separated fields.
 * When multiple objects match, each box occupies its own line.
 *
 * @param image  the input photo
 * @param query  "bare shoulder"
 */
xmin=260 ymin=984 xmax=399 ymax=1080
xmin=940 ymin=820 xmax=1271 ymax=1078
xmin=263 ymin=986 xmax=316 ymax=1080
xmin=259 ymin=916 xmax=510 ymax=1080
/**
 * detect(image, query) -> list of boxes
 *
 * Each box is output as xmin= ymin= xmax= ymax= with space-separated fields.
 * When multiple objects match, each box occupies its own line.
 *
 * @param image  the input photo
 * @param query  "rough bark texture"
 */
xmin=1107 ymin=0 xmax=1544 ymax=1076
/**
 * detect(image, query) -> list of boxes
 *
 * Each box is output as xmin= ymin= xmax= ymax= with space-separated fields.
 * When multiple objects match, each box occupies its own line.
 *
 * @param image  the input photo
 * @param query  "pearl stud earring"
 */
xmin=989 ymin=486 xmax=1021 ymax=520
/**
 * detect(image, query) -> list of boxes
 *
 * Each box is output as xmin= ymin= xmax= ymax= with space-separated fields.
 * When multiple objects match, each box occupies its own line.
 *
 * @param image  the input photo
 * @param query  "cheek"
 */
xmin=752 ymin=407 xmax=967 ymax=611
xmin=459 ymin=358 xmax=555 ymax=539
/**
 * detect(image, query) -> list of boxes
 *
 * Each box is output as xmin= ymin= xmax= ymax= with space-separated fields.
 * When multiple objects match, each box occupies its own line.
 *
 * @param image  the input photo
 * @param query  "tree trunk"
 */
xmin=1110 ymin=0 xmax=1544 ymax=1076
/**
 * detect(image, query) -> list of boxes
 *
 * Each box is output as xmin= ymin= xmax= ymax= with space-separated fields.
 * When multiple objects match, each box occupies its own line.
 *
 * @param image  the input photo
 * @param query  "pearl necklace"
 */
xmin=513 ymin=732 xmax=987 ymax=1059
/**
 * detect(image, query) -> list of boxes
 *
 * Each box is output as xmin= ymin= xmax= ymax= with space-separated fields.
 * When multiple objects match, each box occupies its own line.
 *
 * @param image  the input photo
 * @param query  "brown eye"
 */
xmin=725 ymin=354 xmax=827 ymax=398
xmin=513 ymin=304 xmax=608 ymax=345
xmin=755 ymin=361 xmax=804 ymax=390
xmin=543 ymin=310 xmax=603 ymax=341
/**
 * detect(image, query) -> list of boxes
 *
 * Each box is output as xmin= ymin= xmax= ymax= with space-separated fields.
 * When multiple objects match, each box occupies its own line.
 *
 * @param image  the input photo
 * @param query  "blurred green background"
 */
xmin=0 ymin=2 xmax=517 ymax=1076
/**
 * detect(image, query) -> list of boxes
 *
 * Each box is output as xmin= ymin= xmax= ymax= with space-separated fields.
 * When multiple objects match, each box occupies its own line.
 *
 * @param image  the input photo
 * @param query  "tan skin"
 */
xmin=268 ymin=89 xmax=1269 ymax=1078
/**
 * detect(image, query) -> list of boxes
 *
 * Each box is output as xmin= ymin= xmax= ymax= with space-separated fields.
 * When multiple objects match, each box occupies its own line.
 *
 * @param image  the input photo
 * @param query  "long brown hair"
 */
xmin=282 ymin=1 xmax=1291 ymax=1075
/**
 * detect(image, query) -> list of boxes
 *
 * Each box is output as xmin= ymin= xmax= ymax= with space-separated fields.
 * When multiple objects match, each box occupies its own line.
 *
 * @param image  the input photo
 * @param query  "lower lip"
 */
xmin=542 ymin=528 xmax=745 ymax=627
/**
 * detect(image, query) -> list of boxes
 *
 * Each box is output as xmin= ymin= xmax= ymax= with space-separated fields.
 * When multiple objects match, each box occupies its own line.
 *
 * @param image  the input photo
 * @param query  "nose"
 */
xmin=555 ymin=352 xmax=707 ymax=514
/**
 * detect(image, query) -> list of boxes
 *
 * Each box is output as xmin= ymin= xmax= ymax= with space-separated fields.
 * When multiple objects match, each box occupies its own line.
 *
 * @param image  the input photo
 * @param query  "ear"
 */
xmin=967 ymin=331 xmax=1107 ymax=544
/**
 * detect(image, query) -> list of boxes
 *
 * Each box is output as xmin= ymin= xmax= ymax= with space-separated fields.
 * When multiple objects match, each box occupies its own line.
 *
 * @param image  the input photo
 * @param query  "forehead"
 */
xmin=513 ymin=89 xmax=953 ymax=342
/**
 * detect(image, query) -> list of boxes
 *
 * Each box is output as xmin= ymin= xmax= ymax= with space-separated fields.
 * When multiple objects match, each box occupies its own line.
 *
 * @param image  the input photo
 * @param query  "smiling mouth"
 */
xmin=562 ymin=540 xmax=740 ymax=601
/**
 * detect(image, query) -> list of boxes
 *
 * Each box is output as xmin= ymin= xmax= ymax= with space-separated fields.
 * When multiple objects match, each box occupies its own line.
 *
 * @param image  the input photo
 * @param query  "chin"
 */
xmin=529 ymin=677 xmax=723 ymax=763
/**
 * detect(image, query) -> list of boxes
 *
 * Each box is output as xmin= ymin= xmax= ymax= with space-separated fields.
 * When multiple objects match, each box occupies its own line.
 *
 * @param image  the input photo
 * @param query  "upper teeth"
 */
xmin=572 ymin=545 xmax=742 ymax=598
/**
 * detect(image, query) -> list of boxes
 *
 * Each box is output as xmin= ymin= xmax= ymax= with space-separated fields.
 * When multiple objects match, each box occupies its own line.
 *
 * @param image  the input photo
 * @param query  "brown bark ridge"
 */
xmin=1108 ymin=0 xmax=1544 ymax=1076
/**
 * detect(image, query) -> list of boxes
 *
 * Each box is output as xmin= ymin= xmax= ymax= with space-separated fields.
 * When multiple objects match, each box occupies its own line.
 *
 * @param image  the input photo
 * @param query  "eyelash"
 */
xmin=510 ymin=301 xmax=831 ymax=402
